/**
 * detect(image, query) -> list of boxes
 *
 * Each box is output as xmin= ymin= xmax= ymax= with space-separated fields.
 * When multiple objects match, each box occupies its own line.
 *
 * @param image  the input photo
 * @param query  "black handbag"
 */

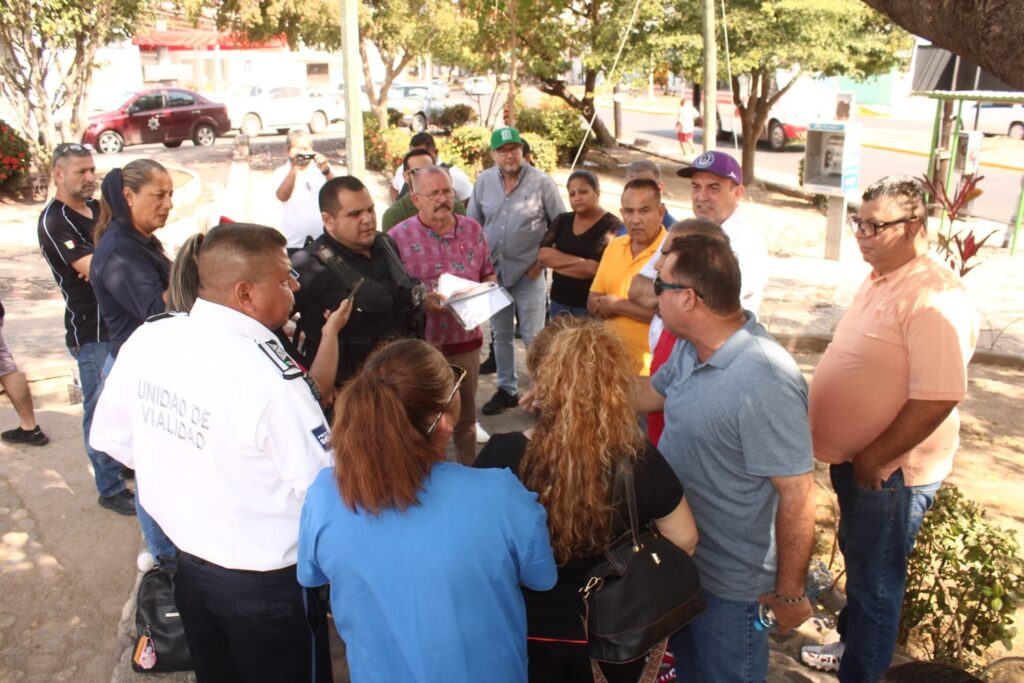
xmin=580 ymin=461 xmax=705 ymax=665
xmin=131 ymin=565 xmax=192 ymax=673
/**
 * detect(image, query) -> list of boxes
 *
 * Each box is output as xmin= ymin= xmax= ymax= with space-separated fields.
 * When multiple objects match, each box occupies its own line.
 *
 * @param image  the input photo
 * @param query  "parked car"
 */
xmin=963 ymin=102 xmax=1024 ymax=139
xmin=429 ymin=79 xmax=450 ymax=99
xmin=329 ymin=84 xmax=372 ymax=121
xmin=387 ymin=83 xmax=434 ymax=133
xmin=226 ymin=85 xmax=335 ymax=137
xmin=81 ymin=88 xmax=230 ymax=154
xmin=463 ymin=77 xmax=495 ymax=97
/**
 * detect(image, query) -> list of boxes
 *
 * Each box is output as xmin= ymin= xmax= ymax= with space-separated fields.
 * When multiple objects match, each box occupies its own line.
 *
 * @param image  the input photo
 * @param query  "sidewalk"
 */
xmin=0 ymin=137 xmax=1021 ymax=682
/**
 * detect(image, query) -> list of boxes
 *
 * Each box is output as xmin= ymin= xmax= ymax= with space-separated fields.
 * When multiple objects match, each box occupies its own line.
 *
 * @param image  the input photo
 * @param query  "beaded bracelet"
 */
xmin=775 ymin=592 xmax=806 ymax=603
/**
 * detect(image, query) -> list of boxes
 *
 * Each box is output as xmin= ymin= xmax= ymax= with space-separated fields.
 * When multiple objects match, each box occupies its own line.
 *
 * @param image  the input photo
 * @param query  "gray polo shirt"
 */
xmin=651 ymin=312 xmax=813 ymax=602
xmin=468 ymin=164 xmax=565 ymax=287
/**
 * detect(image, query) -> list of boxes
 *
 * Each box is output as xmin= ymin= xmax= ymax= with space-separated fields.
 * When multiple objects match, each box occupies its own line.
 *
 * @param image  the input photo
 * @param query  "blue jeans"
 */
xmin=831 ymin=463 xmax=940 ymax=683
xmin=670 ymin=590 xmax=769 ymax=683
xmin=493 ymin=273 xmax=546 ymax=395
xmin=549 ymin=300 xmax=589 ymax=318
xmin=71 ymin=341 xmax=125 ymax=498
xmin=101 ymin=352 xmax=177 ymax=560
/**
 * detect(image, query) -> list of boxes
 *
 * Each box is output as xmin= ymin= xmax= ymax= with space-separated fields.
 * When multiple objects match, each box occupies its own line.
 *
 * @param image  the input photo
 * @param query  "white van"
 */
xmin=715 ymin=70 xmax=839 ymax=150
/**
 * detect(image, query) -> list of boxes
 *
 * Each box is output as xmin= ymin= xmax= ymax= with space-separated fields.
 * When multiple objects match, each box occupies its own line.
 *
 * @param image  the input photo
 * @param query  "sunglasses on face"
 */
xmin=653 ymin=275 xmax=703 ymax=299
xmin=427 ymin=364 xmax=468 ymax=435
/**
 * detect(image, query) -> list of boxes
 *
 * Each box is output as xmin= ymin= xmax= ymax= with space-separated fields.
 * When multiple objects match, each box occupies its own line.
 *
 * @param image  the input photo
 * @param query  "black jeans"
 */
xmin=527 ymin=639 xmax=645 ymax=683
xmin=174 ymin=551 xmax=332 ymax=683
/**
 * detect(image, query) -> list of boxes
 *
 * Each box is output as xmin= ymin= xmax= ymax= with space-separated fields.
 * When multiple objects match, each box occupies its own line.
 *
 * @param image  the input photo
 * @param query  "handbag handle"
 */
xmin=614 ymin=459 xmax=642 ymax=552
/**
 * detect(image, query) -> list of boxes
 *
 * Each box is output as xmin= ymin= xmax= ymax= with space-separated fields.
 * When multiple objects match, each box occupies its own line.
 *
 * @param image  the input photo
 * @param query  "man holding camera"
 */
xmin=273 ymin=129 xmax=335 ymax=253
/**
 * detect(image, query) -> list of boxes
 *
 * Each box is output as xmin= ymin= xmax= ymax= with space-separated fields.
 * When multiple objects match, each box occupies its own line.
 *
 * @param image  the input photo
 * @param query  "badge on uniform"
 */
xmin=312 ymin=424 xmax=331 ymax=451
xmin=64 ymin=239 xmax=75 ymax=250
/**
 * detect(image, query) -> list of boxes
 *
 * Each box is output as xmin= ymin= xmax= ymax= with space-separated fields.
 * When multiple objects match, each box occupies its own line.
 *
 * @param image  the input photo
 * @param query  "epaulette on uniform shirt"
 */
xmin=256 ymin=338 xmax=322 ymax=401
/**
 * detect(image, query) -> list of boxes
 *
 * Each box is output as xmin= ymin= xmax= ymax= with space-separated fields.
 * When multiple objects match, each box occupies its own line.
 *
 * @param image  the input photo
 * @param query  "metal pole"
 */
xmin=507 ymin=0 xmax=518 ymax=126
xmin=940 ymin=98 xmax=964 ymax=234
xmin=925 ymin=98 xmax=943 ymax=188
xmin=340 ymin=0 xmax=365 ymax=178
xmin=613 ymin=83 xmax=622 ymax=141
xmin=701 ymin=0 xmax=716 ymax=153
xmin=1011 ymin=176 xmax=1023 ymax=255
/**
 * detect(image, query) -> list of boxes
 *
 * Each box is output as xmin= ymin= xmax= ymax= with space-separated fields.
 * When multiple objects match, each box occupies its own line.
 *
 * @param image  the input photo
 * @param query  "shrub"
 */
xmin=380 ymin=127 xmax=412 ymax=176
xmin=443 ymin=125 xmax=492 ymax=180
xmin=363 ymin=112 xmax=386 ymax=171
xmin=0 ymin=120 xmax=30 ymax=193
xmin=520 ymin=132 xmax=557 ymax=174
xmin=516 ymin=103 xmax=591 ymax=164
xmin=898 ymin=484 xmax=1024 ymax=673
xmin=363 ymin=113 xmax=411 ymax=173
xmin=429 ymin=104 xmax=477 ymax=131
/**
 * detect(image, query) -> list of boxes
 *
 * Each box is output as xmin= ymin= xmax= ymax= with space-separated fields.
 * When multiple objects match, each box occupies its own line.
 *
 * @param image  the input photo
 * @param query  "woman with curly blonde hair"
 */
xmin=475 ymin=317 xmax=698 ymax=682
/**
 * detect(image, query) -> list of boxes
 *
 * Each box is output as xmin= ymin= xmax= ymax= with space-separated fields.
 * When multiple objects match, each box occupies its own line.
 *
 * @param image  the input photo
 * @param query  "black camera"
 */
xmin=295 ymin=153 xmax=317 ymax=166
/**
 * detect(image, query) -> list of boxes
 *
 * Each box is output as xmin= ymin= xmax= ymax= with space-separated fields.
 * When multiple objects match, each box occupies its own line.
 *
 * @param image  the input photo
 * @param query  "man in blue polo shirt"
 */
xmin=37 ymin=143 xmax=134 ymax=515
xmin=634 ymin=234 xmax=815 ymax=683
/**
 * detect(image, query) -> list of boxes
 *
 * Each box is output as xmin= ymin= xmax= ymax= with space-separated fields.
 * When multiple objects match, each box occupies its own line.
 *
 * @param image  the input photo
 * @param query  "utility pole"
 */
xmin=340 ymin=0 xmax=365 ymax=177
xmin=701 ymin=0 xmax=716 ymax=153
xmin=507 ymin=0 xmax=518 ymax=126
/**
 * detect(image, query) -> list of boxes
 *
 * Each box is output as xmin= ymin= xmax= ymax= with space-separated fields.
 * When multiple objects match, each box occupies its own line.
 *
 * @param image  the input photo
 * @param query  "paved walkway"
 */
xmin=0 ymin=138 xmax=1020 ymax=682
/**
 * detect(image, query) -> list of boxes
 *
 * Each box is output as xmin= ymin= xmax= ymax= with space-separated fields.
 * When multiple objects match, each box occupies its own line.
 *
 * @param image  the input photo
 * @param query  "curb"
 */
xmin=861 ymin=142 xmax=1024 ymax=173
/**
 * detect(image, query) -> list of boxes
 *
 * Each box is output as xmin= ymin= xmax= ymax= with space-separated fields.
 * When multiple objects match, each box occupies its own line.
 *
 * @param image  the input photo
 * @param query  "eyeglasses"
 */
xmin=414 ymin=188 xmax=455 ymax=201
xmin=289 ymin=268 xmax=300 ymax=280
xmin=427 ymin=364 xmax=467 ymax=435
xmin=847 ymin=215 xmax=918 ymax=238
xmin=53 ymin=143 xmax=94 ymax=160
xmin=654 ymin=275 xmax=703 ymax=299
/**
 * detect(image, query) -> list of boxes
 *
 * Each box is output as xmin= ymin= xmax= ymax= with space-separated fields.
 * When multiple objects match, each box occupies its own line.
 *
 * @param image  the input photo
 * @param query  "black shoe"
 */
xmin=1 ymin=425 xmax=49 ymax=446
xmin=98 ymin=489 xmax=137 ymax=516
xmin=120 ymin=466 xmax=135 ymax=480
xmin=479 ymin=354 xmax=497 ymax=375
xmin=482 ymin=388 xmax=519 ymax=415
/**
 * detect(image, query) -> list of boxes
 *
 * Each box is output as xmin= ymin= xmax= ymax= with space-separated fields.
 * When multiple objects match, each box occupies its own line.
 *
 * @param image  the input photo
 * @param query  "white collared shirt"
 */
xmin=271 ymin=162 xmax=328 ymax=249
xmin=643 ymin=207 xmax=769 ymax=351
xmin=91 ymin=298 xmax=333 ymax=570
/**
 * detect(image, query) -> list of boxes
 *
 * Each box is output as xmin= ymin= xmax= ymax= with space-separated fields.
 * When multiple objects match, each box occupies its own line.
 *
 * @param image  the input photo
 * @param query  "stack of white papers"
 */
xmin=436 ymin=273 xmax=514 ymax=330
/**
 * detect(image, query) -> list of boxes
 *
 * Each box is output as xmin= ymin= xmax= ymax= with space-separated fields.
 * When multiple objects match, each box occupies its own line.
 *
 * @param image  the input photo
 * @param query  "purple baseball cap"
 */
xmin=677 ymin=151 xmax=743 ymax=185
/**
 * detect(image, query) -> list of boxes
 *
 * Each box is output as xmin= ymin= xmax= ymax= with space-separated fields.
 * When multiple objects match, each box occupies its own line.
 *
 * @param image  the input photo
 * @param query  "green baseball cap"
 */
xmin=490 ymin=127 xmax=523 ymax=149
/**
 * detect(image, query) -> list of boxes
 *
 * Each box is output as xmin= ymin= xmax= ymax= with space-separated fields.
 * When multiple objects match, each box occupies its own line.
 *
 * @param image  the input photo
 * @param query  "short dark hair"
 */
xmin=567 ymin=169 xmax=599 ymax=193
xmin=319 ymin=175 xmax=367 ymax=215
xmin=409 ymin=132 xmax=436 ymax=150
xmin=623 ymin=177 xmax=661 ymax=204
xmin=626 ymin=159 xmax=662 ymax=183
xmin=668 ymin=218 xmax=729 ymax=244
xmin=862 ymin=175 xmax=928 ymax=232
xmin=402 ymin=147 xmax=434 ymax=171
xmin=665 ymin=234 xmax=742 ymax=314
xmin=52 ymin=143 xmax=93 ymax=168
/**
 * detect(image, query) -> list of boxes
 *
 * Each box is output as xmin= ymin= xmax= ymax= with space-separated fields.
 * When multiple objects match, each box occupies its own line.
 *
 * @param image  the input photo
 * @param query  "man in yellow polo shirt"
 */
xmin=588 ymin=178 xmax=665 ymax=375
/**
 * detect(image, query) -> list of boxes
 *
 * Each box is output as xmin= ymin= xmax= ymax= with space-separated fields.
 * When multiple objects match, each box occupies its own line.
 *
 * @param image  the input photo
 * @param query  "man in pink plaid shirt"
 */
xmin=390 ymin=166 xmax=497 ymax=464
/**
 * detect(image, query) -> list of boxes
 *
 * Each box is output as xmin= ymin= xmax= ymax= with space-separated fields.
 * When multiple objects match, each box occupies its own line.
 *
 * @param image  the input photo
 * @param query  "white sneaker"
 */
xmin=137 ymin=551 xmax=156 ymax=572
xmin=475 ymin=422 xmax=490 ymax=444
xmin=800 ymin=641 xmax=844 ymax=673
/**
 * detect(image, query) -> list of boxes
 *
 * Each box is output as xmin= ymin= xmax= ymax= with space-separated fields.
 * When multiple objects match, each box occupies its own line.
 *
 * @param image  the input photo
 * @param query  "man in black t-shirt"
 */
xmin=37 ymin=143 xmax=135 ymax=516
xmin=289 ymin=176 xmax=423 ymax=388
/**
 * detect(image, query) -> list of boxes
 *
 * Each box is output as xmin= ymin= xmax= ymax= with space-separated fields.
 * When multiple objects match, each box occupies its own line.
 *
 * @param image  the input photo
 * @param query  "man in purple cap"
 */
xmin=628 ymin=151 xmax=768 ymax=352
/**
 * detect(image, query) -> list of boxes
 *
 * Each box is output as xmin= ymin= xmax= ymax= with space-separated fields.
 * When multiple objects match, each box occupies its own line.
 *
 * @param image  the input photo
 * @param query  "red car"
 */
xmin=82 ymin=88 xmax=231 ymax=154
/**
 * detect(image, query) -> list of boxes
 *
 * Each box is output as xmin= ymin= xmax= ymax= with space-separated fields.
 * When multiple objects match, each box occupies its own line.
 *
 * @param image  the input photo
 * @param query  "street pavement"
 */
xmin=596 ymin=95 xmax=1024 ymax=226
xmin=0 ymin=132 xmax=1021 ymax=682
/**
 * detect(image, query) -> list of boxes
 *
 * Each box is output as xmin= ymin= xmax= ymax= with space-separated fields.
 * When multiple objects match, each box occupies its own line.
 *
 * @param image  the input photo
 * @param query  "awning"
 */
xmin=132 ymin=30 xmax=286 ymax=51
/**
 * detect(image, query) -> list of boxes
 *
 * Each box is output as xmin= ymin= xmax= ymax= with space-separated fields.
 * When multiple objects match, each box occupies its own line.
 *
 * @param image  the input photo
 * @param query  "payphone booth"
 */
xmin=803 ymin=121 xmax=863 ymax=260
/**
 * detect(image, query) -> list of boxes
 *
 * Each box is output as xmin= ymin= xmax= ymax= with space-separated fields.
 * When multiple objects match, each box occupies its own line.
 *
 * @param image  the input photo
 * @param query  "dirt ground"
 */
xmin=1 ymin=141 xmax=1022 ymax=681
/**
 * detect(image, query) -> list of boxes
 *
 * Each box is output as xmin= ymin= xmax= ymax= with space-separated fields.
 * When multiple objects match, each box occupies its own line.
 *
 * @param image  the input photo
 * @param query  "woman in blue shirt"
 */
xmin=90 ymin=158 xmax=173 ymax=357
xmin=89 ymin=158 xmax=175 ymax=566
xmin=298 ymin=338 xmax=557 ymax=682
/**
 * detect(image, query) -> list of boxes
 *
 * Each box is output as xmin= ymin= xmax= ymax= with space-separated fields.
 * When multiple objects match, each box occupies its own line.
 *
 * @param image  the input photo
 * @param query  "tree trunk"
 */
xmin=860 ymin=0 xmax=1024 ymax=90
xmin=538 ymin=70 xmax=616 ymax=148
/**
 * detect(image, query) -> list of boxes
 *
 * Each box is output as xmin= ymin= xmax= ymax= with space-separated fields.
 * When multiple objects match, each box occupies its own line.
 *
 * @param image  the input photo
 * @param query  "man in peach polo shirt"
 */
xmin=587 ymin=178 xmax=665 ymax=375
xmin=801 ymin=176 xmax=979 ymax=681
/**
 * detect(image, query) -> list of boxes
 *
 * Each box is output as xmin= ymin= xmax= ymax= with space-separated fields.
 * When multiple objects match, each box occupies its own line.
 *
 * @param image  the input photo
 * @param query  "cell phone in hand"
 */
xmin=346 ymin=278 xmax=366 ymax=304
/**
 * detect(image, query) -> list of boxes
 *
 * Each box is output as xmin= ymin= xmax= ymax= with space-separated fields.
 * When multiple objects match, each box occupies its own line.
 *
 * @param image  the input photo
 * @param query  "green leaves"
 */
xmin=899 ymin=485 xmax=1024 ymax=673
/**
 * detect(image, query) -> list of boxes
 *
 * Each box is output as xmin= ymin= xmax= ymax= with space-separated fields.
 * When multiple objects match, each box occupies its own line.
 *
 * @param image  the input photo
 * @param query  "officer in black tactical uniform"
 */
xmin=288 ymin=176 xmax=424 ymax=387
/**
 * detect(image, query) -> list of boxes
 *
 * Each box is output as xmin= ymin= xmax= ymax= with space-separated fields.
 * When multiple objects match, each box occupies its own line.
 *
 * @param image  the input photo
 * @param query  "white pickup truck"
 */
xmin=224 ymin=85 xmax=336 ymax=137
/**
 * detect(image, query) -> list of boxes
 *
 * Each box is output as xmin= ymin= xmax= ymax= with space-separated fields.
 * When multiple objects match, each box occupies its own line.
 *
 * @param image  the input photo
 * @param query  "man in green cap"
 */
xmin=468 ymin=127 xmax=564 ymax=415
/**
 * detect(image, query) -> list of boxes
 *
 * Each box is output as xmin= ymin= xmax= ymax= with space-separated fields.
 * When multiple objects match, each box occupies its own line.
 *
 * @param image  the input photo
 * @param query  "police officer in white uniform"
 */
xmin=91 ymin=223 xmax=333 ymax=682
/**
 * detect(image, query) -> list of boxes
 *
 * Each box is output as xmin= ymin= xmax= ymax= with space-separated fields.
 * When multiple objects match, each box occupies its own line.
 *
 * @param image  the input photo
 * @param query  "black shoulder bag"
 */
xmin=581 ymin=460 xmax=704 ymax=671
xmin=131 ymin=565 xmax=192 ymax=673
